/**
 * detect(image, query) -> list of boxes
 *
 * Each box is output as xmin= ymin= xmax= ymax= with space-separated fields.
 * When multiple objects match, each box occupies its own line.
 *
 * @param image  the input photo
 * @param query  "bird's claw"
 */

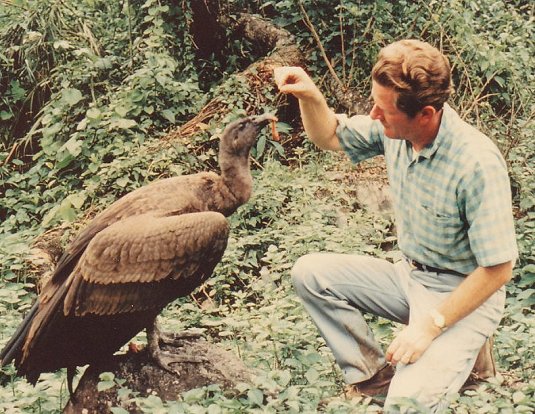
xmin=151 ymin=349 xmax=208 ymax=376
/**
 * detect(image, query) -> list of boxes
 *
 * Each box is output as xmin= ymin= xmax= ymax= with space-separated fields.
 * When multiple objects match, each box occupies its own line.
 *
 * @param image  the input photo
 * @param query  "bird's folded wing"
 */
xmin=39 ymin=220 xmax=109 ymax=303
xmin=63 ymin=211 xmax=229 ymax=316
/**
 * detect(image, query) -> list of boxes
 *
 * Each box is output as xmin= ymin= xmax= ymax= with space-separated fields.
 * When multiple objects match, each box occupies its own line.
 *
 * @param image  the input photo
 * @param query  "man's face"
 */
xmin=369 ymin=81 xmax=417 ymax=141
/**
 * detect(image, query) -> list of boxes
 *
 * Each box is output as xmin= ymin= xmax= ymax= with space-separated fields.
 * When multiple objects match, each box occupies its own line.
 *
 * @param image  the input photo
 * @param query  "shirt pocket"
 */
xmin=409 ymin=202 xmax=464 ymax=251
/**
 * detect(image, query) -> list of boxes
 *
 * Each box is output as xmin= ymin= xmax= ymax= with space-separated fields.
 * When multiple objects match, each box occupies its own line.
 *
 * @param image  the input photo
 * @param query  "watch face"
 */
xmin=431 ymin=309 xmax=445 ymax=329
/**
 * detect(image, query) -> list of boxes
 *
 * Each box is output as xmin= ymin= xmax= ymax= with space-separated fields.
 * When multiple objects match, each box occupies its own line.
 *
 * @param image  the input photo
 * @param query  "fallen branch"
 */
xmin=164 ymin=11 xmax=305 ymax=143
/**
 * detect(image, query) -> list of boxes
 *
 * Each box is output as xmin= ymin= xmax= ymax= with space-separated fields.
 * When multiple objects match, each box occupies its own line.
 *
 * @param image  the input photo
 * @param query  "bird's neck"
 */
xmin=219 ymin=153 xmax=253 ymax=208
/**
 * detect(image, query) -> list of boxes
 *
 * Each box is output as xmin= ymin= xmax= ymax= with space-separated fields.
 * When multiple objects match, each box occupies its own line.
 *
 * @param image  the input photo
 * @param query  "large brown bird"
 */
xmin=0 ymin=113 xmax=276 ymax=395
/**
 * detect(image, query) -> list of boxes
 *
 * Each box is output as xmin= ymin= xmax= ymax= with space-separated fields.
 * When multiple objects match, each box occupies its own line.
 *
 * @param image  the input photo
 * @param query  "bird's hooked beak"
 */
xmin=252 ymin=113 xmax=279 ymax=141
xmin=252 ymin=113 xmax=277 ymax=127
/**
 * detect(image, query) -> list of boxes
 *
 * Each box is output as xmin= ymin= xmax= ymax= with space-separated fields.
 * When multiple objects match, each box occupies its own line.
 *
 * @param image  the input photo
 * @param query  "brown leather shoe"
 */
xmin=319 ymin=364 xmax=395 ymax=408
xmin=342 ymin=363 xmax=395 ymax=398
xmin=461 ymin=337 xmax=496 ymax=392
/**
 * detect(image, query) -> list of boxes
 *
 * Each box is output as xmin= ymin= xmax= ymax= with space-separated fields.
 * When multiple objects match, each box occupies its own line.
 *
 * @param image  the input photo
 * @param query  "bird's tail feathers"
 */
xmin=0 ymin=301 xmax=39 ymax=366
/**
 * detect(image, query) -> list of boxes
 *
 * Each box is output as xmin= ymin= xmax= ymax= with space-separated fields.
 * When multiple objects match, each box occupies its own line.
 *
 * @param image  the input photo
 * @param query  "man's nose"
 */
xmin=370 ymin=104 xmax=382 ymax=120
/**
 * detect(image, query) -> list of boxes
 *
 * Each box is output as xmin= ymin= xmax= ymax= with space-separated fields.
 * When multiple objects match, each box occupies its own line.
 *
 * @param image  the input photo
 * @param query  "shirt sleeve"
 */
xmin=460 ymin=149 xmax=518 ymax=267
xmin=335 ymin=114 xmax=385 ymax=163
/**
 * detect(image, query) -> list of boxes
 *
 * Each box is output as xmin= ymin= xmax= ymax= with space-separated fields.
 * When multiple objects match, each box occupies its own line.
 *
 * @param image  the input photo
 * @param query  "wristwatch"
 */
xmin=429 ymin=309 xmax=447 ymax=331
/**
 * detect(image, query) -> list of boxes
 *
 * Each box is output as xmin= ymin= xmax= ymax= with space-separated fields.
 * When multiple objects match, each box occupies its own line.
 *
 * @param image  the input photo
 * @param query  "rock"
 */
xmin=63 ymin=337 xmax=253 ymax=413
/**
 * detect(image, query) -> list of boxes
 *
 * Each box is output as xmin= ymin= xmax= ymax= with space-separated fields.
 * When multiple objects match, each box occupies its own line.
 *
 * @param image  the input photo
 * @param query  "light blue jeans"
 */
xmin=291 ymin=253 xmax=505 ymax=413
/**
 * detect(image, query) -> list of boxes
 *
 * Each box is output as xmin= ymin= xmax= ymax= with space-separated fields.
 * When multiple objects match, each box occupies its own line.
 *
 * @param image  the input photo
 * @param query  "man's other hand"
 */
xmin=385 ymin=316 xmax=442 ymax=365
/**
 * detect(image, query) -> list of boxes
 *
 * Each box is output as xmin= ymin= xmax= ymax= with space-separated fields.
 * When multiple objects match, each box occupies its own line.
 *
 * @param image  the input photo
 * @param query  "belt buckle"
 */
xmin=408 ymin=258 xmax=418 ymax=271
xmin=409 ymin=259 xmax=428 ymax=272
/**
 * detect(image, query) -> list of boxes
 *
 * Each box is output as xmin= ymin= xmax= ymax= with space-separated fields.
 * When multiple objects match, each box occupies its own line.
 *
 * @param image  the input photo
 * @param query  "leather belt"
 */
xmin=407 ymin=258 xmax=465 ymax=277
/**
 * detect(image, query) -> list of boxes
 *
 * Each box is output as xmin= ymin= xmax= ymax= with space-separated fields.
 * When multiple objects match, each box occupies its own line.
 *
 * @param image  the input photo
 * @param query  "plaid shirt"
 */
xmin=336 ymin=103 xmax=518 ymax=275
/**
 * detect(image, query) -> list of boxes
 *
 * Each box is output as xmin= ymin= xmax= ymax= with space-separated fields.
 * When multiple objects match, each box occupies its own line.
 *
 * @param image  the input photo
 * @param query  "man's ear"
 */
xmin=418 ymin=105 xmax=437 ymax=124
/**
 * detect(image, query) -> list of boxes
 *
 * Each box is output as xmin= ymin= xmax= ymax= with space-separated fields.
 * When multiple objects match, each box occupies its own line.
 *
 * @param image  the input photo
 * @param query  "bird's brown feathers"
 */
xmin=67 ymin=212 xmax=229 ymax=314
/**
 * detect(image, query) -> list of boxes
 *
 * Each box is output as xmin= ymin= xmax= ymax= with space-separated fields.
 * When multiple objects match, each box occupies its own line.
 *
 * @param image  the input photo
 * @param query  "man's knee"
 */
xmin=290 ymin=253 xmax=322 ymax=295
xmin=384 ymin=335 xmax=481 ymax=413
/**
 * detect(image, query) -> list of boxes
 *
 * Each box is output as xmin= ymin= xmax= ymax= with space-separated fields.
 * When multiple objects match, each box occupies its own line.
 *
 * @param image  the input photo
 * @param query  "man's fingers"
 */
xmin=273 ymin=66 xmax=296 ymax=89
xmin=389 ymin=350 xmax=413 ymax=366
xmin=388 ymin=344 xmax=425 ymax=366
xmin=409 ymin=349 xmax=423 ymax=364
xmin=386 ymin=339 xmax=405 ymax=365
xmin=385 ymin=340 xmax=396 ymax=362
xmin=280 ymin=82 xmax=309 ymax=96
xmin=392 ymin=347 xmax=407 ymax=365
xmin=401 ymin=351 xmax=413 ymax=365
xmin=387 ymin=322 xmax=437 ymax=366
xmin=273 ymin=66 xmax=311 ymax=94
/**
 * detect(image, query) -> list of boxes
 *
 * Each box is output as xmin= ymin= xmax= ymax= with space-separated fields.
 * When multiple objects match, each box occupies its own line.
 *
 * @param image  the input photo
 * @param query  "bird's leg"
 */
xmin=146 ymin=318 xmax=207 ymax=376
xmin=67 ymin=366 xmax=76 ymax=400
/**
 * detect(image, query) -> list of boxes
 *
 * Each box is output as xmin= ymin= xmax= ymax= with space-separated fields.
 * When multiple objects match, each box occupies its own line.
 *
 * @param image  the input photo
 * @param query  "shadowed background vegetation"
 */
xmin=0 ymin=0 xmax=533 ymax=412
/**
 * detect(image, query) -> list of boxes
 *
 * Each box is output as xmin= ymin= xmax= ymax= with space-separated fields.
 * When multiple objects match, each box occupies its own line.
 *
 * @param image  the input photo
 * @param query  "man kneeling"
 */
xmin=274 ymin=39 xmax=516 ymax=412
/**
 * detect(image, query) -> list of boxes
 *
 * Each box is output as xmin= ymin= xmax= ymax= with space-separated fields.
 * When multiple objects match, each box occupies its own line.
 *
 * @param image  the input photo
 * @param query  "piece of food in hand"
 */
xmin=271 ymin=118 xmax=280 ymax=141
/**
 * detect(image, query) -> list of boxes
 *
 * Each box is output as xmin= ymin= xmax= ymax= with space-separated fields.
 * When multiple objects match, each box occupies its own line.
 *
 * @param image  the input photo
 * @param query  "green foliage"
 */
xmin=0 ymin=0 xmax=533 ymax=413
xmin=195 ymin=157 xmax=391 ymax=304
xmin=0 ymin=0 xmax=204 ymax=231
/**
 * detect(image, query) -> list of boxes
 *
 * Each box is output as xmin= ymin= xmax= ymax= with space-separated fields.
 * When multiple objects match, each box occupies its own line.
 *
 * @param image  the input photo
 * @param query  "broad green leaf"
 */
xmin=247 ymin=388 xmax=264 ymax=406
xmin=162 ymin=109 xmax=175 ymax=124
xmin=517 ymin=289 xmax=534 ymax=301
xmin=277 ymin=370 xmax=292 ymax=387
xmin=156 ymin=74 xmax=168 ymax=87
xmin=271 ymin=141 xmax=285 ymax=156
xmin=0 ymin=110 xmax=13 ymax=120
xmin=110 ymin=118 xmax=137 ymax=130
xmin=99 ymin=372 xmax=115 ymax=381
xmin=62 ymin=137 xmax=83 ymax=156
xmin=110 ymin=408 xmax=129 ymax=414
xmin=97 ymin=381 xmax=115 ymax=392
xmin=115 ymin=106 xmax=129 ymax=117
xmin=67 ymin=192 xmax=87 ymax=209
xmin=130 ymin=89 xmax=145 ymax=102
xmin=182 ymin=387 xmax=205 ymax=402
xmin=512 ymin=391 xmax=526 ymax=404
xmin=42 ymin=205 xmax=60 ymax=227
xmin=207 ymin=404 xmax=222 ymax=414
xmin=59 ymin=199 xmax=77 ymax=222
xmin=256 ymin=134 xmax=266 ymax=157
xmin=55 ymin=154 xmax=74 ymax=170
xmin=53 ymin=40 xmax=71 ymax=50
xmin=76 ymin=118 xmax=88 ymax=131
xmin=87 ymin=107 xmax=102 ymax=119
xmin=61 ymin=88 xmax=83 ymax=106
xmin=304 ymin=367 xmax=320 ymax=383
xmin=42 ymin=122 xmax=63 ymax=139
xmin=9 ymin=80 xmax=26 ymax=100
xmin=95 ymin=57 xmax=113 ymax=69
xmin=116 ymin=177 xmax=129 ymax=187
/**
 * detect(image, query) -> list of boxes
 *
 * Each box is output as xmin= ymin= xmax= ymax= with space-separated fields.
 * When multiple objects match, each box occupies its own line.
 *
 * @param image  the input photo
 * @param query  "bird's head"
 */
xmin=220 ymin=113 xmax=278 ymax=157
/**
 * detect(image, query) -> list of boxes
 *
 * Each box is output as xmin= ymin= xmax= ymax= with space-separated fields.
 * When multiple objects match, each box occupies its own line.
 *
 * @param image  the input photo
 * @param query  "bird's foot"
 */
xmin=147 ymin=321 xmax=207 ymax=375
xmin=150 ymin=347 xmax=208 ymax=376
